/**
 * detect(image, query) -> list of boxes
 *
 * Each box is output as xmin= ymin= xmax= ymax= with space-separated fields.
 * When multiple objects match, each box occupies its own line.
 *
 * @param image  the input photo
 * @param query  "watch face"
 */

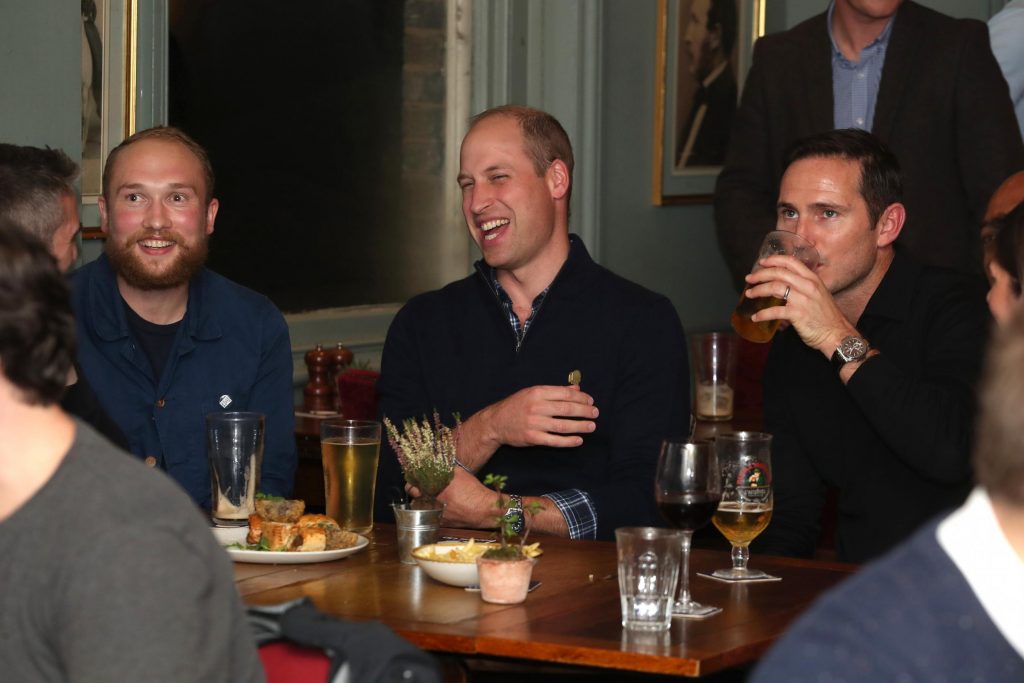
xmin=840 ymin=336 xmax=868 ymax=361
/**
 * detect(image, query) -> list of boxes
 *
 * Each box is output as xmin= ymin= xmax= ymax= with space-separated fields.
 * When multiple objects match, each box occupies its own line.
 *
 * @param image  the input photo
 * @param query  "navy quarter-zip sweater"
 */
xmin=375 ymin=236 xmax=690 ymax=540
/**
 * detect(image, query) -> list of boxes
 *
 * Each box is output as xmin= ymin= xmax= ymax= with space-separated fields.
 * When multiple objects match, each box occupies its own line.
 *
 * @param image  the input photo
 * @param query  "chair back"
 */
xmin=250 ymin=598 xmax=440 ymax=683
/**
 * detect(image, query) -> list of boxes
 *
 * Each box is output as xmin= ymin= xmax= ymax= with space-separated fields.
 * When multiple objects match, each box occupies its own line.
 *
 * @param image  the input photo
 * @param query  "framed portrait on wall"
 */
xmin=81 ymin=0 xmax=137 ymax=213
xmin=652 ymin=0 xmax=763 ymax=205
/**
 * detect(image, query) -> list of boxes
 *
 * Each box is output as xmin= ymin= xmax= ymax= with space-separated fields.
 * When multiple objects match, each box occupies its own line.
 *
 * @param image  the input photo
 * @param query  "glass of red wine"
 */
xmin=655 ymin=439 xmax=722 ymax=617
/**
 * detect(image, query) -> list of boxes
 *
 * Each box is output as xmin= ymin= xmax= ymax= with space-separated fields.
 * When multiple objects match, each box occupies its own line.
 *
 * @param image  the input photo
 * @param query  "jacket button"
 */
xmin=156 ymin=399 xmax=166 ymax=408
xmin=144 ymin=456 xmax=157 ymax=467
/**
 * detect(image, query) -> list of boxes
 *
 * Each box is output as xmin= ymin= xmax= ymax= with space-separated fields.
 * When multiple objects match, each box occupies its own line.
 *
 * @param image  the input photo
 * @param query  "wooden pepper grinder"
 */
xmin=303 ymin=343 xmax=335 ymax=412
xmin=331 ymin=342 xmax=354 ymax=412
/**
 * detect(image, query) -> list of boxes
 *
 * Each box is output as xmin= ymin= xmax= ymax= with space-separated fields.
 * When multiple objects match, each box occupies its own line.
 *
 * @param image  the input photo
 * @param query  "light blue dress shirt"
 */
xmin=828 ymin=1 xmax=895 ymax=131
xmin=989 ymin=0 xmax=1024 ymax=141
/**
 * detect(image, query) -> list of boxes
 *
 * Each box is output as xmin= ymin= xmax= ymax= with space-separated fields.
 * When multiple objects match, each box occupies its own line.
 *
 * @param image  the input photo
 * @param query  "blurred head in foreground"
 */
xmin=974 ymin=304 xmax=1024 ymax=506
xmin=0 ymin=220 xmax=75 ymax=406
xmin=985 ymin=202 xmax=1024 ymax=326
xmin=0 ymin=143 xmax=81 ymax=271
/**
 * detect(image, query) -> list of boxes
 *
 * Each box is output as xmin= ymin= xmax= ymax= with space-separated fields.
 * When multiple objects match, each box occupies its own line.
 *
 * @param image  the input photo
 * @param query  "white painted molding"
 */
xmin=469 ymin=0 xmax=604 ymax=259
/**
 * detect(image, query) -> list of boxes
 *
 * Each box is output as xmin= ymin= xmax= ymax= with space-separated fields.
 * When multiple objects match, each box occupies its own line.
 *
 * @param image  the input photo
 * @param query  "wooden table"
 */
xmin=234 ymin=525 xmax=855 ymax=678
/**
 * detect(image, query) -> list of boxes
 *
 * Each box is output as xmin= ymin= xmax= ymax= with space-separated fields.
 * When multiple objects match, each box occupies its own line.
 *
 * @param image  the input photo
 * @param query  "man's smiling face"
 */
xmin=100 ymin=138 xmax=218 ymax=290
xmin=457 ymin=115 xmax=561 ymax=274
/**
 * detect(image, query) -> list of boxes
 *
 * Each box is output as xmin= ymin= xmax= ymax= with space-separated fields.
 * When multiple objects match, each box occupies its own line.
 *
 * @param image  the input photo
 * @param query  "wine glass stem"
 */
xmin=731 ymin=543 xmax=749 ymax=570
xmin=678 ymin=531 xmax=693 ymax=606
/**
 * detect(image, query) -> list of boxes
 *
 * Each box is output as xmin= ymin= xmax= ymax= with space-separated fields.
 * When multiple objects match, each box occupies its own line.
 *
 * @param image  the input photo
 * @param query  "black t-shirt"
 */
xmin=123 ymin=300 xmax=181 ymax=383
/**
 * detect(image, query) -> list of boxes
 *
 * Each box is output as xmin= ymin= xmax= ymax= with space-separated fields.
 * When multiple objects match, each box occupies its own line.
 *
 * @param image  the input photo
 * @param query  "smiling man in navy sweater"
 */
xmin=375 ymin=105 xmax=690 ymax=541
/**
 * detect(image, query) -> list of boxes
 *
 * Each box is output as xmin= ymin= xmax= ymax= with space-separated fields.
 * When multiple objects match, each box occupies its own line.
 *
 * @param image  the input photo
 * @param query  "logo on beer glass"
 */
xmin=736 ymin=462 xmax=771 ymax=503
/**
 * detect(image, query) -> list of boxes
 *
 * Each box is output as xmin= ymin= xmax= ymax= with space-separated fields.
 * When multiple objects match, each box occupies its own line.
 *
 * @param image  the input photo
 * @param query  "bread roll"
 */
xmin=295 ymin=526 xmax=327 ymax=552
xmin=262 ymin=521 xmax=299 ymax=551
xmin=255 ymin=498 xmax=305 ymax=523
xmin=326 ymin=528 xmax=360 ymax=550
xmin=298 ymin=514 xmax=337 ymax=528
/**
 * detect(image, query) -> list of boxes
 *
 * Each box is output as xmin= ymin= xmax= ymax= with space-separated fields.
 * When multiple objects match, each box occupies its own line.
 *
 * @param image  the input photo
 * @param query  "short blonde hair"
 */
xmin=102 ymin=126 xmax=215 ymax=204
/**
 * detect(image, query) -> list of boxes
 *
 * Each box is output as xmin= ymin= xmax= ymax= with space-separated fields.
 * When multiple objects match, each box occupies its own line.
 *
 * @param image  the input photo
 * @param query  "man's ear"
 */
xmin=98 ymin=195 xmax=109 ymax=235
xmin=875 ymin=202 xmax=905 ymax=247
xmin=546 ymin=159 xmax=570 ymax=201
xmin=205 ymin=198 xmax=219 ymax=236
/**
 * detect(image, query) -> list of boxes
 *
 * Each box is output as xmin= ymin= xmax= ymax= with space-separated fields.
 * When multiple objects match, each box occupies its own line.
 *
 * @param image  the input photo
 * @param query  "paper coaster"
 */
xmin=697 ymin=571 xmax=782 ymax=584
xmin=672 ymin=605 xmax=722 ymax=619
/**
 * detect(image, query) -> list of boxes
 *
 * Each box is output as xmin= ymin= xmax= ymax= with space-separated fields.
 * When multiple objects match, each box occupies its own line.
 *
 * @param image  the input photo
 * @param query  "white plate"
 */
xmin=211 ymin=525 xmax=369 ymax=564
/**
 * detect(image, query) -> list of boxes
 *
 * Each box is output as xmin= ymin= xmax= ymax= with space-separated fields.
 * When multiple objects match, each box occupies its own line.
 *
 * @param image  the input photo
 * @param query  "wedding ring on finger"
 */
xmin=782 ymin=285 xmax=791 ymax=303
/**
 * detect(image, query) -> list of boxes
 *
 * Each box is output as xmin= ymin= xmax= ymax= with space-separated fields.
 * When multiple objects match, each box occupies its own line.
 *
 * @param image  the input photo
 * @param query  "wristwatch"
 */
xmin=831 ymin=335 xmax=871 ymax=372
xmin=504 ymin=494 xmax=525 ymax=535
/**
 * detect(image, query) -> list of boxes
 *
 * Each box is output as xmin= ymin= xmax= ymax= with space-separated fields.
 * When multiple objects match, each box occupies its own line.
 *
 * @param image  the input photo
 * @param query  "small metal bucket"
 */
xmin=392 ymin=503 xmax=445 ymax=564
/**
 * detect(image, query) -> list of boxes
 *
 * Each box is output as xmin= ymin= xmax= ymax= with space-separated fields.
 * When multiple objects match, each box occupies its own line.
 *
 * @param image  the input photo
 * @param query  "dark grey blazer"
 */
xmin=714 ymin=1 xmax=1024 ymax=289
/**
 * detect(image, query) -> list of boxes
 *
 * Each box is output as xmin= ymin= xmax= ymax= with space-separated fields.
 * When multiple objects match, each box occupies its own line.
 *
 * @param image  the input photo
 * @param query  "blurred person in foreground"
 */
xmin=986 ymin=202 xmax=1024 ymax=326
xmin=0 ymin=142 xmax=126 ymax=448
xmin=0 ymin=223 xmax=263 ymax=682
xmin=375 ymin=105 xmax=690 ymax=540
xmin=981 ymin=170 xmax=1024 ymax=272
xmin=748 ymin=129 xmax=989 ymax=563
xmin=69 ymin=126 xmax=296 ymax=508
xmin=751 ymin=306 xmax=1024 ymax=682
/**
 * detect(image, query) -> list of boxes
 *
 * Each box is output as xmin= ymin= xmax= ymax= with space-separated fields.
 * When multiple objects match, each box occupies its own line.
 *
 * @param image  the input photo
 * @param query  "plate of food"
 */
xmin=212 ymin=496 xmax=368 ymax=564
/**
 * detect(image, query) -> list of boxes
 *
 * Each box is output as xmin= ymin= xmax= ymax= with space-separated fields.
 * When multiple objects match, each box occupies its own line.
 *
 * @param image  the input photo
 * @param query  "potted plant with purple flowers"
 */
xmin=384 ymin=412 xmax=460 ymax=510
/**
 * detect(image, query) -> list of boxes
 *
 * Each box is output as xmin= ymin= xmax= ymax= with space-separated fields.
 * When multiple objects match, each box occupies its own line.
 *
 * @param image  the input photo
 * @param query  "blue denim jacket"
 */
xmin=70 ymin=255 xmax=297 ymax=507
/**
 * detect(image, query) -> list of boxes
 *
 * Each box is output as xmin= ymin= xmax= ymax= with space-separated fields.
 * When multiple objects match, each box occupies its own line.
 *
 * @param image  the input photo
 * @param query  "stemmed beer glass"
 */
xmin=654 ymin=440 xmax=722 ymax=617
xmin=712 ymin=432 xmax=774 ymax=580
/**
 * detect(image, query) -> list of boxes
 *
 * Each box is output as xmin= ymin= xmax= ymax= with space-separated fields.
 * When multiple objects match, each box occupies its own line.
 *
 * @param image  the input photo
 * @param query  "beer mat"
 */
xmin=294 ymin=410 xmax=340 ymax=419
xmin=697 ymin=571 xmax=782 ymax=584
xmin=465 ymin=581 xmax=541 ymax=593
xmin=673 ymin=605 xmax=722 ymax=619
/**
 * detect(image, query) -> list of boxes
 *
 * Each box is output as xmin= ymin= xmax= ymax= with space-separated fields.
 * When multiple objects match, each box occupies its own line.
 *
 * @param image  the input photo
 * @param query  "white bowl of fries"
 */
xmin=411 ymin=540 xmax=490 ymax=587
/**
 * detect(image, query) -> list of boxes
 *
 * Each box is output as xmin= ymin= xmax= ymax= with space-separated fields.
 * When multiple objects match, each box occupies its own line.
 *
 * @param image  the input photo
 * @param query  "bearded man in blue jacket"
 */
xmin=70 ymin=127 xmax=296 ymax=508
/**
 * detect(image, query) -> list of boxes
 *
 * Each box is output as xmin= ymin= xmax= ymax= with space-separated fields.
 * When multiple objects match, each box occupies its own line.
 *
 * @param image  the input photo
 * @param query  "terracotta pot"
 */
xmin=476 ymin=556 xmax=536 ymax=604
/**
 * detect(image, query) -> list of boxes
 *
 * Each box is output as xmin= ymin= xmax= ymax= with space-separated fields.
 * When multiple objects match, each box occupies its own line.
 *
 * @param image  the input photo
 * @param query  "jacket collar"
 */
xmin=871 ymin=1 xmax=923 ymax=143
xmin=791 ymin=11 xmax=836 ymax=132
xmin=87 ymin=254 xmax=222 ymax=343
xmin=474 ymin=233 xmax=596 ymax=299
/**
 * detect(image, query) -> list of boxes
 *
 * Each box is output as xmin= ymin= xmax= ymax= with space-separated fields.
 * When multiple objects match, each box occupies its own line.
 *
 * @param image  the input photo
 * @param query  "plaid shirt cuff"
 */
xmin=543 ymin=489 xmax=598 ymax=540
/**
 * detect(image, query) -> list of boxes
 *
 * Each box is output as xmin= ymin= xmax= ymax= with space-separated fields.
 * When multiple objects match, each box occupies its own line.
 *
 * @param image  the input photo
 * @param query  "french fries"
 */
xmin=414 ymin=539 xmax=543 ymax=562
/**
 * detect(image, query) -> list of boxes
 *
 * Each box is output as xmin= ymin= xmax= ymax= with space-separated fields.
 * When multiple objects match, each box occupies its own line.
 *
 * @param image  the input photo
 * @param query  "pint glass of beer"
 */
xmin=731 ymin=231 xmax=819 ymax=343
xmin=320 ymin=419 xmax=381 ymax=534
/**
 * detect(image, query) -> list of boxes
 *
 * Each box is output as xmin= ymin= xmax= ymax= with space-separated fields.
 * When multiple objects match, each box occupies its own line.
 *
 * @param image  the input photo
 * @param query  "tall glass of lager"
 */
xmin=712 ymin=431 xmax=775 ymax=581
xmin=320 ymin=419 xmax=381 ymax=534
xmin=731 ymin=231 xmax=819 ymax=343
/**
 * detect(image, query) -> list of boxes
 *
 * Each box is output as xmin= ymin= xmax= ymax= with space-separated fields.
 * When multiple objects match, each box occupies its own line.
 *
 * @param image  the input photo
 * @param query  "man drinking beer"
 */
xmin=747 ymin=129 xmax=989 ymax=563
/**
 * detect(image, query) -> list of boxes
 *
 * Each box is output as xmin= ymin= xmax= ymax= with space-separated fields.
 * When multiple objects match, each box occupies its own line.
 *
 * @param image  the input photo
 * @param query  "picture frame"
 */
xmin=81 ymin=0 xmax=137 ymax=233
xmin=652 ymin=0 xmax=763 ymax=205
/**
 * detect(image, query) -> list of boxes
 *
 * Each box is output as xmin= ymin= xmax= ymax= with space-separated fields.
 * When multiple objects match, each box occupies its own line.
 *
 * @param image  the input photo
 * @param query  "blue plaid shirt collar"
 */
xmin=474 ymin=262 xmax=551 ymax=350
